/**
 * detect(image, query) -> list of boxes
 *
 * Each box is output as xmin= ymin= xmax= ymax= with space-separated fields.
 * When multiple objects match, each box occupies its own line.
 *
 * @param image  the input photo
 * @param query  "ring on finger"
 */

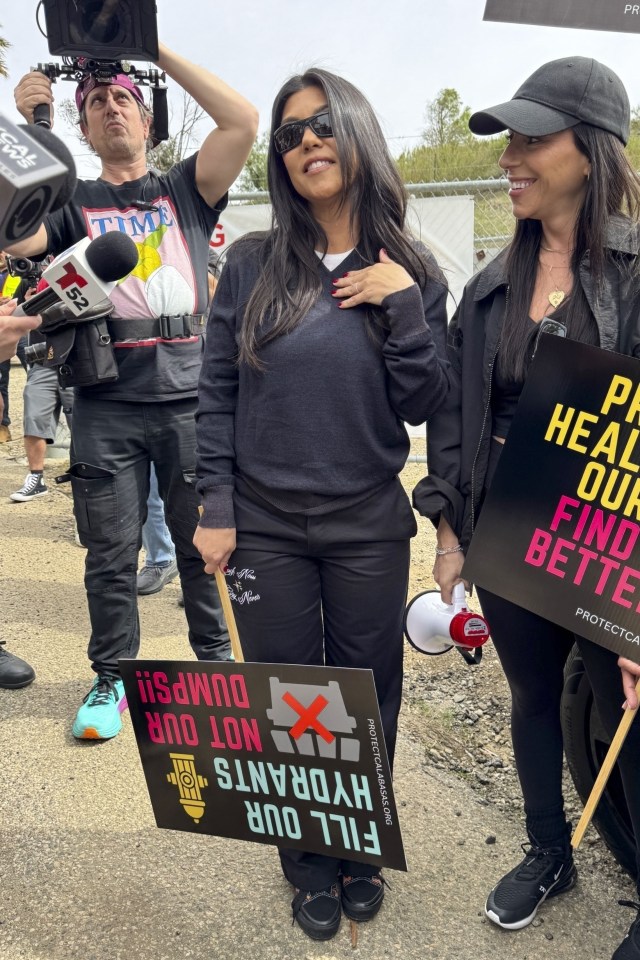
xmin=354 ymin=282 xmax=360 ymax=294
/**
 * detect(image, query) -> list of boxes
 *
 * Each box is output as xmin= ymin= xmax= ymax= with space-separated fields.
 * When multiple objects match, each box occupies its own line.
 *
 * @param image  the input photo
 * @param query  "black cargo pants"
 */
xmin=70 ymin=394 xmax=230 ymax=675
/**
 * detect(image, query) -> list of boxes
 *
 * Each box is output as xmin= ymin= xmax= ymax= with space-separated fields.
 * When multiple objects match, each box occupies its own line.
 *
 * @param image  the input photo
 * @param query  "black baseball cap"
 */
xmin=469 ymin=57 xmax=630 ymax=145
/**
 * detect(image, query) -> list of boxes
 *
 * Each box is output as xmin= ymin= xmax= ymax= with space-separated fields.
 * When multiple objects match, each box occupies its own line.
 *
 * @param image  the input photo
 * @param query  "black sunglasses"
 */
xmin=273 ymin=111 xmax=333 ymax=155
xmin=532 ymin=317 xmax=567 ymax=358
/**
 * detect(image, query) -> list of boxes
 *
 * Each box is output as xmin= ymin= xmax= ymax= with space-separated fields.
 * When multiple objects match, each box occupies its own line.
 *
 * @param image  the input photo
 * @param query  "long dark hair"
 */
xmin=499 ymin=124 xmax=640 ymax=381
xmin=237 ymin=68 xmax=441 ymax=368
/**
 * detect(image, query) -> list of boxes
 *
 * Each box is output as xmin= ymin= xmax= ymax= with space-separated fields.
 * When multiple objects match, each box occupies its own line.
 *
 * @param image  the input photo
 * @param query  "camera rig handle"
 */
xmin=33 ymin=102 xmax=52 ymax=129
xmin=31 ymin=59 xmax=169 ymax=144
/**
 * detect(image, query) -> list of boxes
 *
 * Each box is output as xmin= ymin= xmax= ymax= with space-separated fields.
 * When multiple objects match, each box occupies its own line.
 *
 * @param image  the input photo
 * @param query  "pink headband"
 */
xmin=75 ymin=74 xmax=146 ymax=112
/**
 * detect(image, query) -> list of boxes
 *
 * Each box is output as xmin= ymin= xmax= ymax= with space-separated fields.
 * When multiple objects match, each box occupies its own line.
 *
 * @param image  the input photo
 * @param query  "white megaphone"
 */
xmin=403 ymin=581 xmax=490 ymax=665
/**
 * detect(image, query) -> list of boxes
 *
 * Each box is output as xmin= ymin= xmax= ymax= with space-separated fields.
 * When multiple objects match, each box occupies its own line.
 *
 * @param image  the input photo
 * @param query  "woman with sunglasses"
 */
xmin=417 ymin=57 xmax=640 ymax=959
xmin=193 ymin=68 xmax=449 ymax=940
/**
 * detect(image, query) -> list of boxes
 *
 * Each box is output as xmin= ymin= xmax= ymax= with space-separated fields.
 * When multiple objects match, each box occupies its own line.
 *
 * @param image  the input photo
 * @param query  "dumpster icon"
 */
xmin=266 ymin=678 xmax=359 ymax=761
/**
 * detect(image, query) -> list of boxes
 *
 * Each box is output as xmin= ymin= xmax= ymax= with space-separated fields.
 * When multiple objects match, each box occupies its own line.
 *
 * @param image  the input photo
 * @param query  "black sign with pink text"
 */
xmin=463 ymin=336 xmax=640 ymax=664
xmin=120 ymin=659 xmax=406 ymax=870
xmin=484 ymin=0 xmax=640 ymax=33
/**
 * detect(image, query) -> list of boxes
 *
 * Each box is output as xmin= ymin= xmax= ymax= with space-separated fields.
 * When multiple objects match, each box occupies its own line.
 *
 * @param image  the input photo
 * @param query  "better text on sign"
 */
xmin=120 ymin=659 xmax=406 ymax=870
xmin=484 ymin=0 xmax=640 ymax=34
xmin=463 ymin=336 xmax=640 ymax=664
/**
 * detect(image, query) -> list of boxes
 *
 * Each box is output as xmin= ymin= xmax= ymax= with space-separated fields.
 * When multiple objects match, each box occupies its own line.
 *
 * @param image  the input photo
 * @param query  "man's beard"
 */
xmin=103 ymin=131 xmax=145 ymax=163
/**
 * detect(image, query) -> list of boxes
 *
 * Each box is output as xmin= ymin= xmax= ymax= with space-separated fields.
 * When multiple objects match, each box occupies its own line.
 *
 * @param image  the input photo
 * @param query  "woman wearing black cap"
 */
xmin=416 ymin=57 xmax=640 ymax=959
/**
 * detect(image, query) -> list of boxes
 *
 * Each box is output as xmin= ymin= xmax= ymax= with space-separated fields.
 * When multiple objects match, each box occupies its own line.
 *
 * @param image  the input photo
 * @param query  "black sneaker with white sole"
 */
xmin=10 ymin=472 xmax=48 ymax=502
xmin=485 ymin=841 xmax=577 ymax=930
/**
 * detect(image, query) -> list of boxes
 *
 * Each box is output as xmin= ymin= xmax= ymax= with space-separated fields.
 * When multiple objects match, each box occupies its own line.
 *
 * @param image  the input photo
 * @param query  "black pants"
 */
xmin=70 ymin=395 xmax=230 ymax=674
xmin=478 ymin=587 xmax=640 ymax=888
xmin=228 ymin=476 xmax=415 ymax=889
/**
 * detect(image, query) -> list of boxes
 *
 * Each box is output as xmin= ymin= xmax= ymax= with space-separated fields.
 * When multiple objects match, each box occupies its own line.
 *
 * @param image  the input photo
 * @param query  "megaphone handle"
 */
xmin=452 ymin=580 xmax=467 ymax=614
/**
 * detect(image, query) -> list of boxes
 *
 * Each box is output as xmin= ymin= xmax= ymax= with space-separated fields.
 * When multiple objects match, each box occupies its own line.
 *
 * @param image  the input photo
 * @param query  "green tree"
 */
xmin=0 ymin=26 xmax=11 ymax=79
xmin=148 ymin=89 xmax=206 ymax=173
xmin=235 ymin=132 xmax=269 ymax=197
xmin=423 ymin=88 xmax=473 ymax=148
xmin=396 ymin=136 xmax=504 ymax=184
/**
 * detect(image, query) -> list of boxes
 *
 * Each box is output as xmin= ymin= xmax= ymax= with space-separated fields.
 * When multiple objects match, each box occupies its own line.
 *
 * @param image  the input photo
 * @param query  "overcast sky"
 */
xmin=2 ymin=0 xmax=640 ymax=180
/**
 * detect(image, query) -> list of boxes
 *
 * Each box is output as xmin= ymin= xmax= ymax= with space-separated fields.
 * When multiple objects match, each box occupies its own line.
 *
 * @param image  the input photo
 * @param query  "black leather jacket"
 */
xmin=414 ymin=214 xmax=640 ymax=549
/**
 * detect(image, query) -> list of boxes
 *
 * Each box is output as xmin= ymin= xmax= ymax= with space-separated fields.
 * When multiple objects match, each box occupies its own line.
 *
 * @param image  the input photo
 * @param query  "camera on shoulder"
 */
xmin=32 ymin=0 xmax=169 ymax=145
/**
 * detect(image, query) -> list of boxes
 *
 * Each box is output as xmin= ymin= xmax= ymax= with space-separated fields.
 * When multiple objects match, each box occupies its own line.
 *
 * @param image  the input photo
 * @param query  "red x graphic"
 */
xmin=282 ymin=691 xmax=335 ymax=744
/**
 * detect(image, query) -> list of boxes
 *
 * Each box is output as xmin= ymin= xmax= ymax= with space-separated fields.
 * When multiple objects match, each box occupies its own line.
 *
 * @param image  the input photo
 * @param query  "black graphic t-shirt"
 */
xmin=45 ymin=154 xmax=226 ymax=401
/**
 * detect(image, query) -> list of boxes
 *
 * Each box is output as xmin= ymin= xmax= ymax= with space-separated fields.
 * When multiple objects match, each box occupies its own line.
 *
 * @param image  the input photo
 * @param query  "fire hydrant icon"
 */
xmin=167 ymin=753 xmax=208 ymax=823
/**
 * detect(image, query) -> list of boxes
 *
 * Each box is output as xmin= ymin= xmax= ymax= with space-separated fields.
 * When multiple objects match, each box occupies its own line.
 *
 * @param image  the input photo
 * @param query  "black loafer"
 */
xmin=291 ymin=884 xmax=341 ymax=940
xmin=341 ymin=874 xmax=386 ymax=921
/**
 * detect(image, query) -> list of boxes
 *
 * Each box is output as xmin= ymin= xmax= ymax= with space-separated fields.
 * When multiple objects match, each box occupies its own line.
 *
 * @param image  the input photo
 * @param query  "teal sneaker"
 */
xmin=72 ymin=676 xmax=128 ymax=740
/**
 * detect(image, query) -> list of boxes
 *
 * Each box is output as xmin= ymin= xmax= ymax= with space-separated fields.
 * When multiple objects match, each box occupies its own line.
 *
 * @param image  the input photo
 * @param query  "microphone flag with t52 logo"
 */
xmin=14 ymin=233 xmax=139 ymax=322
xmin=14 ymin=233 xmax=139 ymax=389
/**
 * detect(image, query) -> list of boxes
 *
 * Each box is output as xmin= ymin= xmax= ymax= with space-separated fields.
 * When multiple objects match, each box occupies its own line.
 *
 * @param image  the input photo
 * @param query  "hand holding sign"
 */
xmin=619 ymin=656 xmax=640 ymax=710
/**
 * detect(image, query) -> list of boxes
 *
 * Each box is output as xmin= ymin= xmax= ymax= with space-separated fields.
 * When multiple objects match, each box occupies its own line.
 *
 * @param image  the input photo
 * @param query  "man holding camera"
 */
xmin=0 ymin=260 xmax=70 ymax=503
xmin=0 ymin=299 xmax=39 ymax=361
xmin=10 ymin=43 xmax=258 ymax=739
xmin=9 ymin=275 xmax=74 ymax=503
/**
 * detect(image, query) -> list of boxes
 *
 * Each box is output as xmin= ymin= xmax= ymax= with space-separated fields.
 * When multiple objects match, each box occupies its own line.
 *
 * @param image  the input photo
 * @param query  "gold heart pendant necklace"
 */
xmin=539 ymin=255 xmax=569 ymax=309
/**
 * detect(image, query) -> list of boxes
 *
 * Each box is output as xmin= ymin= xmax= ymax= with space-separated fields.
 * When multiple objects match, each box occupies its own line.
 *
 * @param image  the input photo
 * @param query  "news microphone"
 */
xmin=0 ymin=115 xmax=77 ymax=248
xmin=15 ymin=232 xmax=139 ymax=320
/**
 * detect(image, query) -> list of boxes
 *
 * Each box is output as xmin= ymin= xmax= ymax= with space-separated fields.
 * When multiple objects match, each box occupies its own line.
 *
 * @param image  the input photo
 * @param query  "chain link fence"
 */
xmin=405 ymin=179 xmax=513 ymax=273
xmin=229 ymin=178 xmax=514 ymax=277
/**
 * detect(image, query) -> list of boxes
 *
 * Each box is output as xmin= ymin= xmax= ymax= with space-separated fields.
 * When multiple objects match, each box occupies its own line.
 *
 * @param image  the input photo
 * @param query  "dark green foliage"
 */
xmin=0 ymin=27 xmax=10 ymax=79
xmin=235 ymin=132 xmax=269 ymax=198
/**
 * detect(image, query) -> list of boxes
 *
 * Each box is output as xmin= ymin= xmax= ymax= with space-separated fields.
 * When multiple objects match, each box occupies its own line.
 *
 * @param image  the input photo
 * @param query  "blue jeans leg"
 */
xmin=142 ymin=463 xmax=175 ymax=567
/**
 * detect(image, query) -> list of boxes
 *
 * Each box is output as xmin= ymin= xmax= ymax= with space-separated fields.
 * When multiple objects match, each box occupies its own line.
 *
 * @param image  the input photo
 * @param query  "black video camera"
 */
xmin=33 ymin=0 xmax=169 ymax=146
xmin=5 ymin=255 xmax=44 ymax=287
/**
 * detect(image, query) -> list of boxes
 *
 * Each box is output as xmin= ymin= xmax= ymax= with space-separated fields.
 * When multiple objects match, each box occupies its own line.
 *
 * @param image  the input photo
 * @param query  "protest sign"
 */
xmin=463 ymin=336 xmax=640 ymax=665
xmin=484 ymin=0 xmax=640 ymax=34
xmin=120 ymin=659 xmax=406 ymax=870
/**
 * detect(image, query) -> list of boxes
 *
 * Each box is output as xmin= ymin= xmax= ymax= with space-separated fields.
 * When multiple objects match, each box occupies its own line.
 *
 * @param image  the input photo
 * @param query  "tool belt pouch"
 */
xmin=40 ymin=300 xmax=119 ymax=388
xmin=51 ymin=318 xmax=119 ymax=388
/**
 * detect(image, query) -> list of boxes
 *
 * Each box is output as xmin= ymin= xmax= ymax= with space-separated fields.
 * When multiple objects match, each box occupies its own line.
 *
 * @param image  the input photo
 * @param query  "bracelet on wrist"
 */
xmin=435 ymin=544 xmax=463 ymax=556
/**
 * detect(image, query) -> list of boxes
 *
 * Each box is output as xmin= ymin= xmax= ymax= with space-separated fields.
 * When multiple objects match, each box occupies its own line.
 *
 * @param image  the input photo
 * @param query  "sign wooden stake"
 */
xmin=571 ymin=679 xmax=640 ymax=850
xmin=214 ymin=568 xmax=245 ymax=664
